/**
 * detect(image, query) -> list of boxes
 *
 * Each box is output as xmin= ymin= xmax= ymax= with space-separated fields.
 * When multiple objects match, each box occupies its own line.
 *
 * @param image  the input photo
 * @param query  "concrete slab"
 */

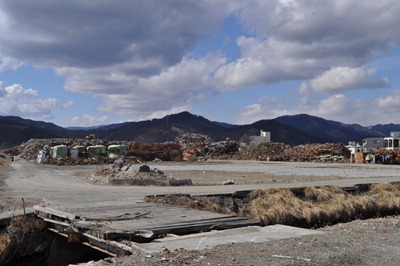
xmin=134 ymin=225 xmax=324 ymax=254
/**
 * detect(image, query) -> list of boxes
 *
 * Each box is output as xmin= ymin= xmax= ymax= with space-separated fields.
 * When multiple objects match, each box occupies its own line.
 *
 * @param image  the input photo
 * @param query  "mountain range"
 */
xmin=1 ymin=112 xmax=399 ymax=149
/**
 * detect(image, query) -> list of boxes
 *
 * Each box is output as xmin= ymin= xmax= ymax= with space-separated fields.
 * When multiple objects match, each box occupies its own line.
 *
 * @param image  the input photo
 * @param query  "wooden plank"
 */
xmin=69 ymin=214 xmax=259 ymax=240
xmin=103 ymin=218 xmax=261 ymax=239
xmin=34 ymin=205 xmax=77 ymax=221
xmin=73 ymin=205 xmax=196 ymax=216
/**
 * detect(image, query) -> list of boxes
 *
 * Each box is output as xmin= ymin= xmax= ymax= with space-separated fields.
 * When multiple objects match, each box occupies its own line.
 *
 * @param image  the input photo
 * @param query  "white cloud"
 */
xmin=64 ymin=114 xmax=108 ymax=127
xmin=299 ymin=67 xmax=390 ymax=94
xmin=236 ymin=96 xmax=292 ymax=124
xmin=143 ymin=106 xmax=192 ymax=121
xmin=0 ymin=83 xmax=72 ymax=120
xmin=376 ymin=89 xmax=400 ymax=111
xmin=96 ymin=54 xmax=225 ymax=116
xmin=0 ymin=57 xmax=22 ymax=72
xmin=0 ymin=0 xmax=400 ymax=124
xmin=216 ymin=0 xmax=400 ymax=89
xmin=314 ymin=94 xmax=355 ymax=117
xmin=308 ymin=90 xmax=400 ymax=125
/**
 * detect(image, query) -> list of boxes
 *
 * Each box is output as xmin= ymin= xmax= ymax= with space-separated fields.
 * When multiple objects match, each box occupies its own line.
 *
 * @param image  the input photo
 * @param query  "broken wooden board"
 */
xmin=34 ymin=202 xmax=260 ymax=240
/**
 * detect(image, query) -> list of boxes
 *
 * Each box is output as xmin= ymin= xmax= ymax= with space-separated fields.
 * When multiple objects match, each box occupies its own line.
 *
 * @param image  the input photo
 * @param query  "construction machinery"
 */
xmin=86 ymin=134 xmax=96 ymax=140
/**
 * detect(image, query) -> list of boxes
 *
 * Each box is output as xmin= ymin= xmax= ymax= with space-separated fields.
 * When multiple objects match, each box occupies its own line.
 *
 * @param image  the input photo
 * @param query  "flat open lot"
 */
xmin=2 ymin=158 xmax=400 ymax=265
xmin=3 ymin=158 xmax=400 ymax=208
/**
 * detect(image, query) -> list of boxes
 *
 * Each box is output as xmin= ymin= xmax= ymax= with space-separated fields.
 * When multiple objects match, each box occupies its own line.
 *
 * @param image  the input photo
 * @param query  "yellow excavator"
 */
xmin=86 ymin=134 xmax=96 ymax=140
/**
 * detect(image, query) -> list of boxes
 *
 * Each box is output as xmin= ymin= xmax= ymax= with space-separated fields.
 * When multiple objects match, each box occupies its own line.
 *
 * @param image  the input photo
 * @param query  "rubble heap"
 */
xmin=207 ymin=140 xmax=239 ymax=159
xmin=18 ymin=138 xmax=131 ymax=162
xmin=234 ymin=142 xmax=290 ymax=161
xmin=16 ymin=136 xmax=351 ymax=165
xmin=175 ymin=133 xmax=212 ymax=153
xmin=233 ymin=142 xmax=350 ymax=162
xmin=127 ymin=143 xmax=182 ymax=162
xmin=105 ymin=160 xmax=192 ymax=186
xmin=285 ymin=143 xmax=350 ymax=162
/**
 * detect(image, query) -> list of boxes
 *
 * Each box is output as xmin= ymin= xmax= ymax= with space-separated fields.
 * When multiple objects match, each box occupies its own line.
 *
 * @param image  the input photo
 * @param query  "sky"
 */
xmin=0 ymin=0 xmax=400 ymax=127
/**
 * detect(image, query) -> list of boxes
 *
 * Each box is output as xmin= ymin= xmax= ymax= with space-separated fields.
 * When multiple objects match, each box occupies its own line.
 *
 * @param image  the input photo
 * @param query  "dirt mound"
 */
xmin=100 ymin=162 xmax=192 ymax=186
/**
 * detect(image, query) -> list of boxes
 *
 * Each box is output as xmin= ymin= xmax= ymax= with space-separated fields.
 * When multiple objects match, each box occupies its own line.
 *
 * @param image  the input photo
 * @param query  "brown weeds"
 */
xmin=250 ymin=184 xmax=400 ymax=227
xmin=147 ymin=183 xmax=400 ymax=229
xmin=0 ymin=215 xmax=47 ymax=265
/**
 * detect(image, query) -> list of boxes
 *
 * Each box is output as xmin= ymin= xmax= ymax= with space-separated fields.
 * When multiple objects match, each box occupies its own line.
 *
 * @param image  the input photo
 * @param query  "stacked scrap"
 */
xmin=127 ymin=143 xmax=182 ymax=161
xmin=234 ymin=142 xmax=290 ymax=161
xmin=175 ymin=133 xmax=212 ymax=153
xmin=16 ymin=137 xmax=351 ymax=164
xmin=18 ymin=138 xmax=131 ymax=161
xmin=234 ymin=142 xmax=350 ymax=162
xmin=285 ymin=143 xmax=350 ymax=162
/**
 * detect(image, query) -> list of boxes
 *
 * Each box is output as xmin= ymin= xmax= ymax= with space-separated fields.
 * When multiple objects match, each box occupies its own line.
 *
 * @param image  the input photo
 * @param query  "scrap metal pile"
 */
xmin=286 ymin=143 xmax=350 ymax=162
xmin=127 ymin=142 xmax=182 ymax=162
xmin=234 ymin=142 xmax=349 ymax=162
xmin=18 ymin=138 xmax=131 ymax=165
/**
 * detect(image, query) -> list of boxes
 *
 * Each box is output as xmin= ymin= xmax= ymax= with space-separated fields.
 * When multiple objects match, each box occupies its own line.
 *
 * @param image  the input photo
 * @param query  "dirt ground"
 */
xmin=97 ymin=216 xmax=400 ymax=266
xmin=85 ymin=162 xmax=400 ymax=266
xmin=2 ymin=159 xmax=400 ymax=265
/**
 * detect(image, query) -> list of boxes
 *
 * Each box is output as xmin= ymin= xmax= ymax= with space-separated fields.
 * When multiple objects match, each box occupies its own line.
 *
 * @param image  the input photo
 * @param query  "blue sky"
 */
xmin=0 ymin=1 xmax=399 ymax=127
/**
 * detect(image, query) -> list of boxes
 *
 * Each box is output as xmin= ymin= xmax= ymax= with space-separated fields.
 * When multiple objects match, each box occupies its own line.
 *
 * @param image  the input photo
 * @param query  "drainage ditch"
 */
xmin=7 ymin=232 xmax=109 ymax=266
xmin=0 ymin=214 xmax=110 ymax=266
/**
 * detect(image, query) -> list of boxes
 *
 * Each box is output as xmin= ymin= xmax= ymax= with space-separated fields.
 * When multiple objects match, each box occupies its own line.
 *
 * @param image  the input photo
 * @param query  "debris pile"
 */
xmin=175 ymin=133 xmax=212 ymax=153
xmin=366 ymin=148 xmax=400 ymax=164
xmin=234 ymin=142 xmax=290 ymax=161
xmin=105 ymin=161 xmax=192 ymax=186
xmin=127 ymin=143 xmax=182 ymax=162
xmin=176 ymin=134 xmax=240 ymax=160
xmin=15 ymin=136 xmax=351 ymax=165
xmin=285 ymin=143 xmax=350 ymax=162
xmin=207 ymin=140 xmax=239 ymax=159
xmin=233 ymin=142 xmax=350 ymax=162
xmin=17 ymin=138 xmax=131 ymax=164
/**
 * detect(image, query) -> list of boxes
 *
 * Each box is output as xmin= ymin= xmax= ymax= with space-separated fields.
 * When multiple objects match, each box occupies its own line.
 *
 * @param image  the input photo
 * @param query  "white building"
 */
xmin=347 ymin=131 xmax=400 ymax=153
xmin=384 ymin=131 xmax=400 ymax=150
xmin=249 ymin=130 xmax=271 ymax=145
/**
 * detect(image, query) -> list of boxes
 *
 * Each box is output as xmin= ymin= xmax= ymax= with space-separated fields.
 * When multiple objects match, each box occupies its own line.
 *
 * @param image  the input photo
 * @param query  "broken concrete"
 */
xmin=135 ymin=225 xmax=324 ymax=254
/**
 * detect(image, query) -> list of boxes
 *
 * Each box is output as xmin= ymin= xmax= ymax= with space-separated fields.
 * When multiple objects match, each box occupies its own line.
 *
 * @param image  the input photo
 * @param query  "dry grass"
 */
xmin=251 ymin=183 xmax=400 ymax=227
xmin=0 ymin=215 xmax=47 ymax=264
xmin=147 ymin=194 xmax=237 ymax=215
xmin=0 ymin=158 xmax=9 ymax=169
xmin=147 ymin=183 xmax=400 ymax=229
